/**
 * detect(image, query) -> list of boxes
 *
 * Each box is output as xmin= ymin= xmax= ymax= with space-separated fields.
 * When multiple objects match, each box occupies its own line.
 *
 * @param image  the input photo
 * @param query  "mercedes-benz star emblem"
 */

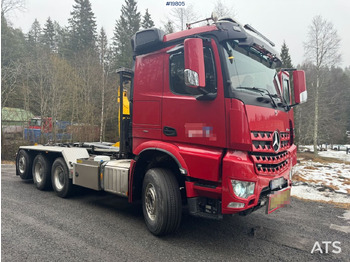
xmin=272 ymin=131 xmax=281 ymax=152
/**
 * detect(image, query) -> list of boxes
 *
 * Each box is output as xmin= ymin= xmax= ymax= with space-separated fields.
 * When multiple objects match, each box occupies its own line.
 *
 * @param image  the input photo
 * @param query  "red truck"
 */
xmin=16 ymin=15 xmax=307 ymax=236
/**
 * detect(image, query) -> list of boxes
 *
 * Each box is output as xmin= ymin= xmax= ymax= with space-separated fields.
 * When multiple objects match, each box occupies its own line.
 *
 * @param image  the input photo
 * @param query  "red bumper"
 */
xmin=185 ymin=146 xmax=296 ymax=215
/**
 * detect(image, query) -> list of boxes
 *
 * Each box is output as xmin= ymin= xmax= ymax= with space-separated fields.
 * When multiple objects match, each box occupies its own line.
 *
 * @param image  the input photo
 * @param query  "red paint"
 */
xmin=130 ymin=27 xmax=305 ymax=216
xmin=226 ymin=99 xmax=252 ymax=151
xmin=28 ymin=117 xmax=53 ymax=133
xmin=184 ymin=38 xmax=205 ymax=87
xmin=293 ymin=70 xmax=307 ymax=104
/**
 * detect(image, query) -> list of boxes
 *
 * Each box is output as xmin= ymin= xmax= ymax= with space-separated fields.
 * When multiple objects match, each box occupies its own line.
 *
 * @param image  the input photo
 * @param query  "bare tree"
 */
xmin=213 ymin=0 xmax=236 ymax=18
xmin=304 ymin=15 xmax=341 ymax=154
xmin=169 ymin=4 xmax=198 ymax=31
xmin=1 ymin=0 xmax=25 ymax=15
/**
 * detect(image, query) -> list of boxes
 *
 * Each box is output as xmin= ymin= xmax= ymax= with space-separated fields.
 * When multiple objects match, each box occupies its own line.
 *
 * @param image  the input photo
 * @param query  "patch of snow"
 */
xmin=292 ymin=155 xmax=350 ymax=204
xmin=318 ymin=150 xmax=350 ymax=162
xmin=299 ymin=144 xmax=350 ymax=162
xmin=293 ymin=161 xmax=350 ymax=194
xmin=291 ymin=185 xmax=350 ymax=204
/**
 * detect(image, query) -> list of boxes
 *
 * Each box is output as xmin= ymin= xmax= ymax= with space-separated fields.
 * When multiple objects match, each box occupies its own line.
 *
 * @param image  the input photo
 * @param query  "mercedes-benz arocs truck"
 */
xmin=16 ymin=15 xmax=307 ymax=236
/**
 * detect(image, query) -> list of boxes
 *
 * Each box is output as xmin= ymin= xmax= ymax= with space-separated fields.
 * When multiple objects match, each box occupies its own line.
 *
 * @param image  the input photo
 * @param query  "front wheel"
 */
xmin=51 ymin=157 xmax=73 ymax=198
xmin=142 ymin=168 xmax=182 ymax=236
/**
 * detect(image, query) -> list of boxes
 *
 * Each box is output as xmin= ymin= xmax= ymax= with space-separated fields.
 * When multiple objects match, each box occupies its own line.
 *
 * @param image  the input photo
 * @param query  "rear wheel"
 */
xmin=32 ymin=154 xmax=51 ymax=190
xmin=51 ymin=157 xmax=73 ymax=198
xmin=16 ymin=149 xmax=32 ymax=180
xmin=142 ymin=168 xmax=182 ymax=236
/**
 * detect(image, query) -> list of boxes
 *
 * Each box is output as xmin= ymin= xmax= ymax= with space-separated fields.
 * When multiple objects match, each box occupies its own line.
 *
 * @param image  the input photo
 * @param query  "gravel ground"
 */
xmin=1 ymin=164 xmax=349 ymax=261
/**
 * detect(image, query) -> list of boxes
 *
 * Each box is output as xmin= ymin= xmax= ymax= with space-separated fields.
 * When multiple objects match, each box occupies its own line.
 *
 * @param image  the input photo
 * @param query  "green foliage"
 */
xmin=27 ymin=19 xmax=41 ymax=48
xmin=112 ymin=0 xmax=141 ymax=69
xmin=163 ymin=20 xmax=175 ymax=34
xmin=1 ymin=14 xmax=26 ymax=66
xmin=280 ymin=41 xmax=293 ymax=68
xmin=68 ymin=0 xmax=97 ymax=54
xmin=295 ymin=64 xmax=350 ymax=145
xmin=42 ymin=17 xmax=56 ymax=51
xmin=141 ymin=8 xmax=155 ymax=29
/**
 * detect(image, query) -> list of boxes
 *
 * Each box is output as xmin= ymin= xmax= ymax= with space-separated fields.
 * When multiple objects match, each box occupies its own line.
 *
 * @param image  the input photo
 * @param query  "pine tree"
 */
xmin=112 ymin=0 xmax=141 ymax=69
xmin=27 ymin=19 xmax=42 ymax=46
xmin=163 ymin=20 xmax=175 ymax=34
xmin=68 ymin=0 xmax=97 ymax=53
xmin=280 ymin=41 xmax=293 ymax=68
xmin=98 ymin=27 xmax=109 ymax=142
xmin=42 ymin=17 xmax=56 ymax=51
xmin=141 ymin=8 xmax=154 ymax=29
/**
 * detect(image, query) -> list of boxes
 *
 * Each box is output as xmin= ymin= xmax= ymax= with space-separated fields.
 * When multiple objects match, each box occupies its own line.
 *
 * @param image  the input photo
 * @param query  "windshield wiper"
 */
xmin=237 ymin=86 xmax=278 ymax=108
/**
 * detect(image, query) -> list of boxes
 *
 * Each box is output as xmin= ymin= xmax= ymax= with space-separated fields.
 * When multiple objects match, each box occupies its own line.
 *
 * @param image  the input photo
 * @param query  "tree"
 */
xmin=280 ymin=41 xmax=293 ymax=68
xmin=304 ymin=15 xmax=341 ymax=154
xmin=27 ymin=19 xmax=42 ymax=47
xmin=1 ymin=13 xmax=26 ymax=66
xmin=163 ymin=20 xmax=175 ymax=34
xmin=213 ymin=0 xmax=236 ymax=18
xmin=141 ymin=8 xmax=154 ymax=29
xmin=1 ymin=0 xmax=25 ymax=16
xmin=68 ymin=0 xmax=97 ymax=54
xmin=98 ymin=27 xmax=108 ymax=142
xmin=42 ymin=17 xmax=56 ymax=52
xmin=112 ymin=0 xmax=141 ymax=69
xmin=169 ymin=4 xmax=198 ymax=31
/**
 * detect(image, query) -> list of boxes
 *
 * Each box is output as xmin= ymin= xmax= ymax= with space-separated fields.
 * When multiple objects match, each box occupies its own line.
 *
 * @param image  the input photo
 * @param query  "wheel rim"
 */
xmin=34 ymin=161 xmax=43 ymax=183
xmin=53 ymin=165 xmax=65 ymax=191
xmin=18 ymin=155 xmax=26 ymax=174
xmin=145 ymin=183 xmax=157 ymax=221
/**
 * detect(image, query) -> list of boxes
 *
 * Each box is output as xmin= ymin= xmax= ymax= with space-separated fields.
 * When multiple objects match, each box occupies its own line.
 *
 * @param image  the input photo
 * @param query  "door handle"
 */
xmin=163 ymin=126 xmax=177 ymax=137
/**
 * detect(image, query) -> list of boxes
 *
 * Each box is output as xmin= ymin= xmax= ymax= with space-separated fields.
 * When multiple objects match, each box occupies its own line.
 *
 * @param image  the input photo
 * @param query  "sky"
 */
xmin=6 ymin=0 xmax=350 ymax=68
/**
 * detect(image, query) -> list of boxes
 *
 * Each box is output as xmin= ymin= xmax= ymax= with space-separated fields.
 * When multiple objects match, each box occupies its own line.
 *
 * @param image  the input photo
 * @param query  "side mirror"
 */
xmin=184 ymin=38 xmax=205 ymax=87
xmin=293 ymin=70 xmax=307 ymax=104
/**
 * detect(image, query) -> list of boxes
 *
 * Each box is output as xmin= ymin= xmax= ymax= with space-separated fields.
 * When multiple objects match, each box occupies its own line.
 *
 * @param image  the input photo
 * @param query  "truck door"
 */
xmin=161 ymin=40 xmax=226 ymax=149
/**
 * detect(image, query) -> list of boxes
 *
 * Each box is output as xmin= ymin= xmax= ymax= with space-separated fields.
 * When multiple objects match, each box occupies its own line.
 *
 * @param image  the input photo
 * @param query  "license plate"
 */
xmin=266 ymin=187 xmax=291 ymax=214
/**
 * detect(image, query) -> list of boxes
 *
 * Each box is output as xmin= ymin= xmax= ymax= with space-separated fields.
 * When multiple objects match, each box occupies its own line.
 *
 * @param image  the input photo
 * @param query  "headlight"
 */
xmin=231 ymin=180 xmax=255 ymax=199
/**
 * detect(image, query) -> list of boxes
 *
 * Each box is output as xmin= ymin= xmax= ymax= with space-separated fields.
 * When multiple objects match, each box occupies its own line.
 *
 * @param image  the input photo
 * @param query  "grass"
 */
xmin=1 ymin=160 xmax=15 ymax=164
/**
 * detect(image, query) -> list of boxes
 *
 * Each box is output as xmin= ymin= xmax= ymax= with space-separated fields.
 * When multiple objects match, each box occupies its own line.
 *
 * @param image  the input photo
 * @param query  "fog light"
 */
xmin=231 ymin=180 xmax=255 ymax=199
xmin=227 ymin=202 xmax=245 ymax=208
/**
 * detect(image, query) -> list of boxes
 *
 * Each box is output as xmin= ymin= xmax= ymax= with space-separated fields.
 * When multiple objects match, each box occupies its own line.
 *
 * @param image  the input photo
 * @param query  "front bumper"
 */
xmin=185 ymin=146 xmax=296 ymax=216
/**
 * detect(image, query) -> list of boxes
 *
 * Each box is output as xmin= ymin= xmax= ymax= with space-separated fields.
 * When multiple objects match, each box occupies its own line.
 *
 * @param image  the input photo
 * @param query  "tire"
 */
xmin=16 ymin=149 xmax=32 ymax=180
xmin=142 ymin=168 xmax=182 ymax=236
xmin=51 ymin=157 xmax=73 ymax=198
xmin=32 ymin=154 xmax=51 ymax=190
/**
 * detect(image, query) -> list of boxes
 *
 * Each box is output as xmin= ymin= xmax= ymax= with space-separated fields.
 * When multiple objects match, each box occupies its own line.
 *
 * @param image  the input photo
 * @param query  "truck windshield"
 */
xmin=222 ymin=40 xmax=280 ymax=98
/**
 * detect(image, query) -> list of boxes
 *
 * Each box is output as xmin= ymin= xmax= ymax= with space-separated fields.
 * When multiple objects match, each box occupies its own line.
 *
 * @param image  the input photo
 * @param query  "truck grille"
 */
xmin=250 ymin=131 xmax=291 ymax=176
xmin=251 ymin=131 xmax=290 ymax=153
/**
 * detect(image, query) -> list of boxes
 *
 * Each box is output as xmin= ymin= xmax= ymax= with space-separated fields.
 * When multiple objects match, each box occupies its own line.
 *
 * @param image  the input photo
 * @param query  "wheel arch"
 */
xmin=18 ymin=148 xmax=63 ymax=166
xmin=130 ymin=143 xmax=188 ymax=202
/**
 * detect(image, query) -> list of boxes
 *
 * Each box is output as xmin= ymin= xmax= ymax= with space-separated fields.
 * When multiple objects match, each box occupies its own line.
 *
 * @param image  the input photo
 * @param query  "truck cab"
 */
xmin=127 ymin=17 xmax=306 ymax=225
